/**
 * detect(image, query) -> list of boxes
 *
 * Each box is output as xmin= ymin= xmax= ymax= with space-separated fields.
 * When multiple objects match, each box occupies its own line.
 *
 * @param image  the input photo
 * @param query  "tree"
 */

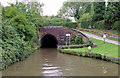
xmin=85 ymin=3 xmax=92 ymax=13
xmin=58 ymin=2 xmax=91 ymax=20
xmin=104 ymin=2 xmax=120 ymax=29
xmin=2 ymin=1 xmax=44 ymax=69
xmin=79 ymin=13 xmax=92 ymax=22
xmin=93 ymin=1 xmax=105 ymax=21
xmin=2 ymin=1 xmax=44 ymax=41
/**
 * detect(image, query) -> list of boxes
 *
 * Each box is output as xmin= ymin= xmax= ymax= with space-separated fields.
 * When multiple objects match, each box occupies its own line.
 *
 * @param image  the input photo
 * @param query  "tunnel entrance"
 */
xmin=40 ymin=34 xmax=58 ymax=48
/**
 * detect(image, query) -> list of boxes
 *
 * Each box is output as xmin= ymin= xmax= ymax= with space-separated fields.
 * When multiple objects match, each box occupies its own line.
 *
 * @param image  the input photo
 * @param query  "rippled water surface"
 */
xmin=2 ymin=48 xmax=118 ymax=76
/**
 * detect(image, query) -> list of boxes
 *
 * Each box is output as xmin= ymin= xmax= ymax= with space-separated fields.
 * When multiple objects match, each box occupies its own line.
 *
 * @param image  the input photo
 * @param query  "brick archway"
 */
xmin=40 ymin=26 xmax=89 ymax=45
xmin=40 ymin=34 xmax=58 ymax=48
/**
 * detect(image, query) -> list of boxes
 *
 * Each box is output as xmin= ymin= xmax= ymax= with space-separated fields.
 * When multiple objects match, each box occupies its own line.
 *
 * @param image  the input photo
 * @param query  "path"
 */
xmin=82 ymin=32 xmax=120 ymax=45
xmin=80 ymin=29 xmax=120 ymax=39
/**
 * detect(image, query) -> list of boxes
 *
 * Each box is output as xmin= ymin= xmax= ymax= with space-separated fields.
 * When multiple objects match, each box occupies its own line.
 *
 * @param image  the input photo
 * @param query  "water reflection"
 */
xmin=2 ymin=48 xmax=118 ymax=76
xmin=39 ymin=49 xmax=63 ymax=76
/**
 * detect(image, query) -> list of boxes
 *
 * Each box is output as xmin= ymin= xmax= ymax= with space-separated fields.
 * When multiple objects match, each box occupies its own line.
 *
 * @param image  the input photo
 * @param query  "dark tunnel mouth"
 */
xmin=40 ymin=34 xmax=58 ymax=48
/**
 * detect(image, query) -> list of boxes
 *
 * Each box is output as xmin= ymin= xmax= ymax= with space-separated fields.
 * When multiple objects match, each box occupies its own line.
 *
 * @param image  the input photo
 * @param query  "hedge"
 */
xmin=43 ymin=22 xmax=77 ymax=29
xmin=81 ymin=20 xmax=105 ymax=29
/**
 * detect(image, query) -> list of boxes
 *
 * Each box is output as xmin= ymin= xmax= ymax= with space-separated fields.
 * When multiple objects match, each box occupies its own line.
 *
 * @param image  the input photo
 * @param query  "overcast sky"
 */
xmin=0 ymin=0 xmax=112 ymax=16
xmin=0 ymin=0 xmax=67 ymax=16
xmin=40 ymin=0 xmax=67 ymax=16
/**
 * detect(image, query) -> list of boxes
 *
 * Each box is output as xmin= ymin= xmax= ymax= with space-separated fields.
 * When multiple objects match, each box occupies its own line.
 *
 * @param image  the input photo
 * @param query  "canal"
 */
xmin=2 ymin=48 xmax=118 ymax=76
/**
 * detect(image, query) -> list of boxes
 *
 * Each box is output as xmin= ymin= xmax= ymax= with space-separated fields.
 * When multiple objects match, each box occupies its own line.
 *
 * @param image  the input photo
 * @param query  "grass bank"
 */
xmin=80 ymin=28 xmax=120 ymax=36
xmin=81 ymin=31 xmax=120 ymax=42
xmin=58 ymin=38 xmax=120 ymax=64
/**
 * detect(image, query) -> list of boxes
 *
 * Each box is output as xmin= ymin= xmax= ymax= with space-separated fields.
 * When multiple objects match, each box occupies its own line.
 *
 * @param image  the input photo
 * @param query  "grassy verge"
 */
xmin=80 ymin=28 xmax=120 ymax=36
xmin=58 ymin=38 xmax=120 ymax=64
xmin=64 ymin=38 xmax=119 ymax=58
xmin=81 ymin=30 xmax=120 ymax=42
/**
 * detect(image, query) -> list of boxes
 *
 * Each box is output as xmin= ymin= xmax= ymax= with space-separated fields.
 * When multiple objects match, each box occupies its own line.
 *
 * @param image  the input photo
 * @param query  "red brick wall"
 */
xmin=40 ymin=26 xmax=89 ymax=45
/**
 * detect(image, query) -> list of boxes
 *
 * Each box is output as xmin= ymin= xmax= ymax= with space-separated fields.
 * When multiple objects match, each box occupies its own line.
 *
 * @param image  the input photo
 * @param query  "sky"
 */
xmin=0 ymin=0 xmax=67 ymax=16
xmin=0 ymin=0 xmax=113 ymax=16
xmin=39 ymin=0 xmax=66 ymax=16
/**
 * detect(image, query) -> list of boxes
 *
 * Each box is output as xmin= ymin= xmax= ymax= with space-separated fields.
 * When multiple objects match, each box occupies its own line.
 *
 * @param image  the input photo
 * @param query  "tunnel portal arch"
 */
xmin=40 ymin=34 xmax=58 ymax=48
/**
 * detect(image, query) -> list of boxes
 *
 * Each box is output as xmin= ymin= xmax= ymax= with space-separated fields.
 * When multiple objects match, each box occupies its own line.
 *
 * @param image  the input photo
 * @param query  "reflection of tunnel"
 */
xmin=40 ymin=34 xmax=58 ymax=48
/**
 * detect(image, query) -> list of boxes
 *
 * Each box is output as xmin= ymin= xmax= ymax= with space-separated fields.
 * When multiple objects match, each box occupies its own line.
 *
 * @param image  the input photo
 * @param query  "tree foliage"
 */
xmin=43 ymin=15 xmax=71 ymax=26
xmin=2 ymin=1 xmax=43 ymax=69
xmin=58 ymin=2 xmax=91 ymax=20
xmin=58 ymin=1 xmax=120 ymax=30
xmin=93 ymin=1 xmax=105 ymax=21
xmin=105 ymin=2 xmax=120 ymax=29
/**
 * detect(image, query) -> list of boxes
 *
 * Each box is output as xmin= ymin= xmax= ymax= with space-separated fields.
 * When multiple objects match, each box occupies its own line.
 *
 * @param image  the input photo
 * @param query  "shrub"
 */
xmin=94 ymin=20 xmax=105 ymax=29
xmin=81 ymin=21 xmax=92 ymax=28
xmin=81 ymin=20 xmax=105 ymax=30
xmin=112 ymin=21 xmax=120 ymax=30
xmin=63 ymin=22 xmax=77 ymax=28
xmin=71 ymin=33 xmax=76 ymax=44
xmin=75 ymin=34 xmax=83 ymax=44
xmin=2 ymin=22 xmax=33 ymax=69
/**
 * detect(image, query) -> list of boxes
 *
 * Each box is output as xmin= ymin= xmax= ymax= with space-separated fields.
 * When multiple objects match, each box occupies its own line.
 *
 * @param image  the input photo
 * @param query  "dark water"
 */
xmin=2 ymin=48 xmax=118 ymax=76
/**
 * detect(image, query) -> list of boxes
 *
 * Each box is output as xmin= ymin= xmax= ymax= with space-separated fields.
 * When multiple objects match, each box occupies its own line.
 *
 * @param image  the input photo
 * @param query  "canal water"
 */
xmin=2 ymin=48 xmax=118 ymax=76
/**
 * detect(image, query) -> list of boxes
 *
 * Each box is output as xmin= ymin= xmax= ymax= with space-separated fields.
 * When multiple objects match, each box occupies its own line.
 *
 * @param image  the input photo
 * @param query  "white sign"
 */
xmin=66 ymin=34 xmax=70 ymax=36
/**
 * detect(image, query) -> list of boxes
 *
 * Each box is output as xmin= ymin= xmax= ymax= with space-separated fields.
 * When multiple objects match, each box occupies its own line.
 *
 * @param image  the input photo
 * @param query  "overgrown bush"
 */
xmin=75 ymin=34 xmax=83 ymax=44
xmin=42 ymin=16 xmax=77 ymax=28
xmin=63 ymin=22 xmax=77 ymax=28
xmin=2 ymin=21 xmax=33 ymax=69
xmin=71 ymin=33 xmax=76 ymax=44
xmin=81 ymin=21 xmax=92 ymax=28
xmin=71 ymin=34 xmax=84 ymax=45
xmin=81 ymin=20 xmax=105 ymax=30
xmin=112 ymin=21 xmax=120 ymax=30
xmin=1 ymin=2 xmax=42 ymax=70
xmin=94 ymin=20 xmax=105 ymax=29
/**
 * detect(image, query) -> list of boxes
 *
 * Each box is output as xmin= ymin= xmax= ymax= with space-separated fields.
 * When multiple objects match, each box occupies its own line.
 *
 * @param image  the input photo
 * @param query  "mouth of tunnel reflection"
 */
xmin=40 ymin=34 xmax=58 ymax=48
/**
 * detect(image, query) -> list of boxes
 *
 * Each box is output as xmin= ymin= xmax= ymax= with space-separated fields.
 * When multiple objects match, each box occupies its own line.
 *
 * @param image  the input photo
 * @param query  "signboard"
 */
xmin=66 ymin=34 xmax=71 ymax=45
xmin=66 ymin=34 xmax=70 ymax=36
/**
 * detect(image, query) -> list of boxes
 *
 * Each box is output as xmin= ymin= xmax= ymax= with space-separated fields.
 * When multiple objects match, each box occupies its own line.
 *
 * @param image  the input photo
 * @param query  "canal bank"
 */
xmin=58 ymin=48 xmax=120 ymax=64
xmin=58 ymin=38 xmax=120 ymax=64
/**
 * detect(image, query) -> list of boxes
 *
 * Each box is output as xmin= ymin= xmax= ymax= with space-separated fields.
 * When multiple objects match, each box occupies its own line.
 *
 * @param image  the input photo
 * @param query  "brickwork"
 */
xmin=40 ymin=26 xmax=89 ymax=45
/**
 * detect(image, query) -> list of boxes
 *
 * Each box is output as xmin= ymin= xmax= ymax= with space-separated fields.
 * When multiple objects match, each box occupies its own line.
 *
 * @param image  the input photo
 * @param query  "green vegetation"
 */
xmin=42 ymin=16 xmax=77 ymax=28
xmin=58 ymin=38 xmax=119 ymax=64
xmin=71 ymin=33 xmax=84 ymax=45
xmin=71 ymin=33 xmax=76 ymax=44
xmin=1 ymin=1 xmax=120 ymax=69
xmin=80 ymin=28 xmax=119 ymax=36
xmin=75 ymin=34 xmax=83 ymax=44
xmin=64 ymin=38 xmax=119 ymax=58
xmin=58 ymin=2 xmax=120 ymax=30
xmin=93 ymin=1 xmax=105 ymax=21
xmin=1 ymin=2 xmax=43 ymax=70
xmin=80 ymin=30 xmax=120 ymax=41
